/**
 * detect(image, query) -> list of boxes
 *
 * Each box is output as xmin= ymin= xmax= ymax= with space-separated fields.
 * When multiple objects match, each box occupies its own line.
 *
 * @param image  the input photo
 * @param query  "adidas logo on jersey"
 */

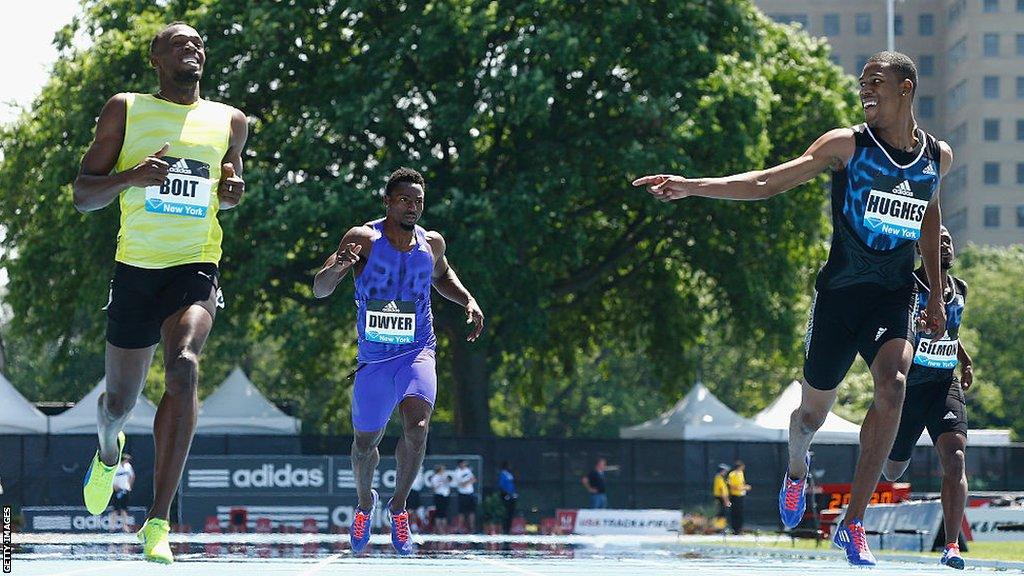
xmin=922 ymin=162 xmax=936 ymax=176
xmin=943 ymin=411 xmax=957 ymax=421
xmin=890 ymin=179 xmax=913 ymax=197
xmin=167 ymin=158 xmax=191 ymax=175
xmin=382 ymin=301 xmax=400 ymax=313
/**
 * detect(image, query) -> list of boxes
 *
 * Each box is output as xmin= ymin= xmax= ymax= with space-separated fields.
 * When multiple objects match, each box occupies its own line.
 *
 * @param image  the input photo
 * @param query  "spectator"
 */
xmin=112 ymin=453 xmax=135 ymax=532
xmin=582 ymin=457 xmax=608 ymax=509
xmin=430 ymin=464 xmax=450 ymax=534
xmin=455 ymin=460 xmax=478 ymax=533
xmin=712 ymin=463 xmax=731 ymax=529
xmin=727 ymin=460 xmax=752 ymax=534
xmin=498 ymin=461 xmax=517 ymax=534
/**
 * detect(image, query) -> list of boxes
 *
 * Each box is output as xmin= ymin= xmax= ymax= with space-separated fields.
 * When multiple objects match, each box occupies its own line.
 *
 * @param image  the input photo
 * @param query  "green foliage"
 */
xmin=479 ymin=492 xmax=506 ymax=525
xmin=0 ymin=0 xmax=856 ymax=435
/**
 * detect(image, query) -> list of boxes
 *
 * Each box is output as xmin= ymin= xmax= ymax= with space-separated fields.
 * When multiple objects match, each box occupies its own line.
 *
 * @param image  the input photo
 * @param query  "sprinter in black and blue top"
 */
xmin=884 ymin=226 xmax=973 ymax=570
xmin=633 ymin=51 xmax=951 ymax=566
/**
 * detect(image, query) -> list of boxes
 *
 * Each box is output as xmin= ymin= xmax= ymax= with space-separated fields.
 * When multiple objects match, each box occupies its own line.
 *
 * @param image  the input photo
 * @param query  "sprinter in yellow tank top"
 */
xmin=72 ymin=22 xmax=248 ymax=564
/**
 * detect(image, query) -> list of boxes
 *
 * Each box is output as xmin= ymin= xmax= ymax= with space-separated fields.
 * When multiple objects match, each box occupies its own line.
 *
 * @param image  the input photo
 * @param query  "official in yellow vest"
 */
xmin=711 ymin=463 xmax=731 ymax=531
xmin=73 ymin=22 xmax=248 ymax=565
xmin=726 ymin=460 xmax=752 ymax=534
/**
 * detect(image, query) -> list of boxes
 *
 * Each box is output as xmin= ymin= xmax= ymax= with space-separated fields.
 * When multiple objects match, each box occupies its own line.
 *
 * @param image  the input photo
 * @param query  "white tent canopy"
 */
xmin=195 ymin=367 xmax=300 ymax=435
xmin=620 ymin=382 xmax=780 ymax=441
xmin=49 ymin=378 xmax=158 ymax=434
xmin=754 ymin=380 xmax=862 ymax=444
xmin=755 ymin=380 xmax=1014 ymax=447
xmin=0 ymin=372 xmax=49 ymax=434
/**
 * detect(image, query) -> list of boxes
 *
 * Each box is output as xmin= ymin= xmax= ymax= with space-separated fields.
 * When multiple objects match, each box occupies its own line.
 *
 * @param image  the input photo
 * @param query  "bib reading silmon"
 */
xmin=113 ymin=93 xmax=234 ymax=269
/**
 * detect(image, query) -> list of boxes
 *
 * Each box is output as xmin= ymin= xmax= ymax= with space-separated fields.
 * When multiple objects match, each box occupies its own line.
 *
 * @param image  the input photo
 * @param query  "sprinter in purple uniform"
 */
xmin=313 ymin=167 xmax=484 ymax=555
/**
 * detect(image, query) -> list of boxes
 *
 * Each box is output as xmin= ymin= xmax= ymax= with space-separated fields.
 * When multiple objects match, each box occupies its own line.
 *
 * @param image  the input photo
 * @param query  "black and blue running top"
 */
xmin=816 ymin=124 xmax=942 ymax=291
xmin=907 ymin=269 xmax=967 ymax=387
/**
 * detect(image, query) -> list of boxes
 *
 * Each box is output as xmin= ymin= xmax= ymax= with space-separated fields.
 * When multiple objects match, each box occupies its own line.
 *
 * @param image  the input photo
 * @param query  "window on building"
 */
xmin=946 ymin=208 xmax=968 ymax=235
xmin=919 ymin=55 xmax=935 ymax=76
xmin=856 ymin=13 xmax=872 ymax=35
xmin=949 ymin=122 xmax=968 ymax=148
xmin=1017 ymin=33 xmax=1024 ymax=56
xmin=948 ymin=0 xmax=967 ymax=24
xmin=894 ymin=14 xmax=904 ymax=36
xmin=1017 ymin=119 xmax=1024 ymax=140
xmin=771 ymin=14 xmax=808 ymax=28
xmin=985 ymin=205 xmax=1001 ymax=228
xmin=824 ymin=13 xmax=840 ymax=35
xmin=984 ymin=0 xmax=1000 ymax=12
xmin=947 ymin=81 xmax=968 ymax=112
xmin=948 ymin=36 xmax=967 ymax=69
xmin=984 ymin=76 xmax=1001 ymax=98
xmin=919 ymin=13 xmax=935 ymax=36
xmin=856 ymin=54 xmax=870 ymax=71
xmin=918 ymin=96 xmax=935 ymax=118
xmin=830 ymin=54 xmax=841 ymax=66
xmin=1018 ymin=76 xmax=1024 ymax=98
xmin=1019 ymin=162 xmax=1024 ymax=184
xmin=984 ymin=118 xmax=1001 ymax=140
xmin=984 ymin=33 xmax=1000 ymax=57
xmin=945 ymin=166 xmax=968 ymax=200
xmin=1019 ymin=0 xmax=1024 ymax=11
xmin=984 ymin=162 xmax=1001 ymax=184
xmin=1017 ymin=206 xmax=1024 ymax=228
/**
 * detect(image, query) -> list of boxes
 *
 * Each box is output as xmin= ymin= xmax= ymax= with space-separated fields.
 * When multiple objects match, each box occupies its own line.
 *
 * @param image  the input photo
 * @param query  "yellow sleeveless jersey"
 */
xmin=113 ymin=93 xmax=234 ymax=268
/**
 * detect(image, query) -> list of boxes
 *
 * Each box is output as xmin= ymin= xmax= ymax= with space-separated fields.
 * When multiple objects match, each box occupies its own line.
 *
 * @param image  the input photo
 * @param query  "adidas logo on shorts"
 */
xmin=874 ymin=327 xmax=887 ymax=341
xmin=167 ymin=158 xmax=191 ymax=174
xmin=943 ymin=411 xmax=957 ymax=421
xmin=382 ymin=301 xmax=400 ymax=313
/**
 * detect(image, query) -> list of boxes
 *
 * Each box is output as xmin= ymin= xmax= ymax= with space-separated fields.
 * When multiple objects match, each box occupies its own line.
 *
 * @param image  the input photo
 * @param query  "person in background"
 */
xmin=455 ymin=460 xmax=478 ymax=533
xmin=430 ymin=464 xmax=450 ymax=534
xmin=498 ymin=461 xmax=517 ymax=534
xmin=112 ymin=453 xmax=135 ymax=533
xmin=407 ymin=466 xmax=425 ymax=532
xmin=582 ymin=457 xmax=608 ymax=509
xmin=727 ymin=460 xmax=752 ymax=534
xmin=711 ymin=463 xmax=731 ymax=531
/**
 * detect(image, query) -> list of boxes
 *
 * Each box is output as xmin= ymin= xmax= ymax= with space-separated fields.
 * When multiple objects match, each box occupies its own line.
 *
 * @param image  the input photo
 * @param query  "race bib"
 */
xmin=914 ymin=336 xmax=959 ymax=369
xmin=863 ymin=177 xmax=929 ymax=240
xmin=365 ymin=299 xmax=416 ymax=344
xmin=145 ymin=156 xmax=212 ymax=218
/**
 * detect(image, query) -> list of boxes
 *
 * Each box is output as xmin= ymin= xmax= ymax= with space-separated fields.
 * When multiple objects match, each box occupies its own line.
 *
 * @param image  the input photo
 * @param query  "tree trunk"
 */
xmin=447 ymin=336 xmax=492 ymax=436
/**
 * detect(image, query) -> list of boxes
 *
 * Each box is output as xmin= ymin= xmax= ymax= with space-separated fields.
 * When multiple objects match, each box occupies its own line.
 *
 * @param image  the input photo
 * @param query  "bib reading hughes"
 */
xmin=113 ymin=93 xmax=234 ymax=269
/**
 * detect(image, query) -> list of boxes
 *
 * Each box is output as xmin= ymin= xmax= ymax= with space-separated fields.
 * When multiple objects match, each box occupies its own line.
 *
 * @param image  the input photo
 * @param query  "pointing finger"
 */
xmin=153 ymin=142 xmax=170 ymax=157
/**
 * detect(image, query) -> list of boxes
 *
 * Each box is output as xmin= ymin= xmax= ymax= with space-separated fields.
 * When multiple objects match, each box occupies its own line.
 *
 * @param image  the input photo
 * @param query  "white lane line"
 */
xmin=294 ymin=553 xmax=344 ymax=576
xmin=39 ymin=562 xmax=124 ymax=576
xmin=467 ymin=554 xmax=549 ymax=576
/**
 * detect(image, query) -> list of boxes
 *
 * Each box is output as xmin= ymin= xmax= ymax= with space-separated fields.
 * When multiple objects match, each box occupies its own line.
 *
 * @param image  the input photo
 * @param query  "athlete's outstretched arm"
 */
xmin=312 ymin=226 xmax=372 ymax=299
xmin=918 ymin=142 xmax=953 ymax=336
xmin=217 ymin=108 xmax=249 ymax=210
xmin=631 ymin=128 xmax=855 ymax=201
xmin=74 ymin=94 xmax=173 ymax=212
xmin=426 ymin=231 xmax=484 ymax=342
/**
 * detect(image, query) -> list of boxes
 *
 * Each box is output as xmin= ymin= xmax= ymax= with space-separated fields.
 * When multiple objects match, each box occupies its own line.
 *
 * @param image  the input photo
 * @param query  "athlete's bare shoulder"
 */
xmin=937 ymin=140 xmax=954 ymax=176
xmin=814 ymin=127 xmax=857 ymax=171
xmin=424 ymin=229 xmax=447 ymax=257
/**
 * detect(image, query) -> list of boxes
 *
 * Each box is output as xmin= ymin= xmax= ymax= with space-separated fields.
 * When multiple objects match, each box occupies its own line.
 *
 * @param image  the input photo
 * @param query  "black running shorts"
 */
xmin=105 ymin=262 xmax=223 ymax=349
xmin=889 ymin=378 xmax=968 ymax=462
xmin=803 ymin=283 xmax=916 ymax=391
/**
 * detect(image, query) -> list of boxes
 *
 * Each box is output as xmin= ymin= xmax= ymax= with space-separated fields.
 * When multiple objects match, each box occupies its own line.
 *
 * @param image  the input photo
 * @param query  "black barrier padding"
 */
xmin=5 ymin=435 xmax=1023 ymax=528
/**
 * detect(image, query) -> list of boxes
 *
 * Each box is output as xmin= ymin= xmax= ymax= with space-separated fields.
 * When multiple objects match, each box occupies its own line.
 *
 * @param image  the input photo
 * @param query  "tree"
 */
xmin=0 ymin=1 xmax=855 ymax=435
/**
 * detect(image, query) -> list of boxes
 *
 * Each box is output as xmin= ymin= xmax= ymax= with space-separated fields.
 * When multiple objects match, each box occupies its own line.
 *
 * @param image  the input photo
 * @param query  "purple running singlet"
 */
xmin=351 ymin=219 xmax=437 ymax=431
